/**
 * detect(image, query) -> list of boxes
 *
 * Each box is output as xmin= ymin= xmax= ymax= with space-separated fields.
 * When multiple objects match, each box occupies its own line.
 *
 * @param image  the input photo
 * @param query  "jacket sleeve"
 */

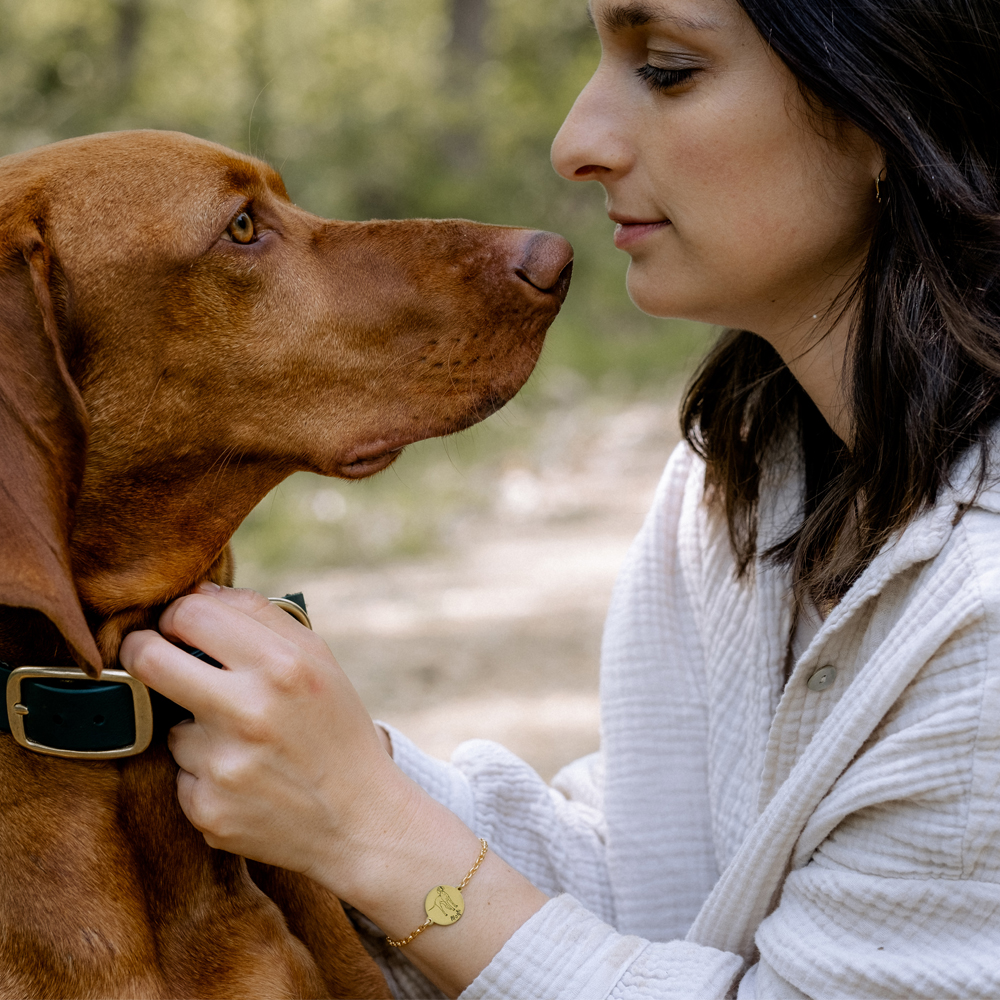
xmin=377 ymin=442 xmax=751 ymax=999
xmin=463 ymin=894 xmax=743 ymax=1000
xmin=382 ymin=727 xmax=747 ymax=1000
xmin=383 ymin=726 xmax=616 ymax=924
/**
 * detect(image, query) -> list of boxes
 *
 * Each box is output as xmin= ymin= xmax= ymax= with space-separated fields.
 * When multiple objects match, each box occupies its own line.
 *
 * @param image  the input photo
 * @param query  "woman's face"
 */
xmin=551 ymin=0 xmax=883 ymax=336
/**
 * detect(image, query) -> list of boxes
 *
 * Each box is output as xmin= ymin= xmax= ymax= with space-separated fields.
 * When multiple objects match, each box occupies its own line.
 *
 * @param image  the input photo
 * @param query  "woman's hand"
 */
xmin=119 ymin=583 xmax=548 ymax=996
xmin=119 ymin=583 xmax=415 ymax=893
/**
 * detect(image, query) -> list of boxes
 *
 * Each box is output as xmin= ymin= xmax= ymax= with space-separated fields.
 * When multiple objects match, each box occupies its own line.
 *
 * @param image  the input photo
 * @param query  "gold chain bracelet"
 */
xmin=385 ymin=838 xmax=489 ymax=948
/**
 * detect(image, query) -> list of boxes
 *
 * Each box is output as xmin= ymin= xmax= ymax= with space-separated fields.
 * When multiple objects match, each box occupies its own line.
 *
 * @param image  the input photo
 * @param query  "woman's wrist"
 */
xmin=321 ymin=771 xmax=476 ymax=916
xmin=315 ymin=767 xmax=547 ymax=997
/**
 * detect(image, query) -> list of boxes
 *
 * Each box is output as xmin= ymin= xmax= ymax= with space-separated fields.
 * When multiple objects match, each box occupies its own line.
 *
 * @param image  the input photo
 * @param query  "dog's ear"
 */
xmin=0 ymin=219 xmax=101 ymax=675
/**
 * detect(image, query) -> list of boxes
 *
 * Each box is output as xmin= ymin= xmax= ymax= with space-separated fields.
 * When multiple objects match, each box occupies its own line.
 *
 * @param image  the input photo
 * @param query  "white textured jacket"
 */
xmin=384 ymin=440 xmax=1000 ymax=999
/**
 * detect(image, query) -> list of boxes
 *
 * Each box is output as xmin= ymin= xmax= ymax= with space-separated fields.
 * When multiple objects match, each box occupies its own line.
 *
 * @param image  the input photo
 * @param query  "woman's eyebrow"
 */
xmin=587 ymin=1 xmax=722 ymax=33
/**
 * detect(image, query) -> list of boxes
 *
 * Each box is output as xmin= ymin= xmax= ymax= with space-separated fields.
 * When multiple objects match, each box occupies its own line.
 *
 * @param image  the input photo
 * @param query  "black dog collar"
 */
xmin=0 ymin=593 xmax=309 ymax=760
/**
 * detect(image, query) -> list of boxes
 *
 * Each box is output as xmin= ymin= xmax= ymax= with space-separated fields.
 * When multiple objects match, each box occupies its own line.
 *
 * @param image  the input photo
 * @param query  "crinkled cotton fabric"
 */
xmin=382 ymin=439 xmax=1000 ymax=999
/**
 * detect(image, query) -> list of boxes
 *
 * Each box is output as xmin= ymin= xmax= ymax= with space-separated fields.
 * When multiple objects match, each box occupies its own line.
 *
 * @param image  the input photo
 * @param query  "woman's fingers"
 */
xmin=175 ymin=768 xmax=222 ymax=844
xmin=171 ymin=722 xmax=232 ymax=844
xmin=157 ymin=588 xmax=326 ymax=675
xmin=120 ymin=628 xmax=230 ymax=716
xmin=170 ymin=719 xmax=259 ymax=849
xmin=166 ymin=717 xmax=206 ymax=773
xmin=178 ymin=584 xmax=315 ymax=646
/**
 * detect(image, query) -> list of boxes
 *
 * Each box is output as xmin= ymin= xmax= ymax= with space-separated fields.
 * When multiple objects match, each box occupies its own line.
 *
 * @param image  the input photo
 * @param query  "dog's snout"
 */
xmin=514 ymin=231 xmax=574 ymax=301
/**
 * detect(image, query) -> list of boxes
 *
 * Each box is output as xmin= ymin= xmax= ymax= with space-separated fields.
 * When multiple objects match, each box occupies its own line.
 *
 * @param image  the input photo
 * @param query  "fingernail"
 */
xmin=197 ymin=581 xmax=222 ymax=593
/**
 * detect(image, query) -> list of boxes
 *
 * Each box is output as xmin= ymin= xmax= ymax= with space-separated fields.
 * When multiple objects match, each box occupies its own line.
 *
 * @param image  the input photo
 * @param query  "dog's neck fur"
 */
xmin=73 ymin=457 xmax=291 ymax=665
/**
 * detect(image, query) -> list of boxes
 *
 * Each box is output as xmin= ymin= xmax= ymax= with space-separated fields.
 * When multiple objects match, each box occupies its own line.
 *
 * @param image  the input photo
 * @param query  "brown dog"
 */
xmin=0 ymin=130 xmax=571 ymax=999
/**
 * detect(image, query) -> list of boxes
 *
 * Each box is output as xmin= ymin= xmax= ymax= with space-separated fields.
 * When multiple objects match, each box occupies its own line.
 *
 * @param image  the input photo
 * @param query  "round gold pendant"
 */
xmin=424 ymin=884 xmax=465 ymax=925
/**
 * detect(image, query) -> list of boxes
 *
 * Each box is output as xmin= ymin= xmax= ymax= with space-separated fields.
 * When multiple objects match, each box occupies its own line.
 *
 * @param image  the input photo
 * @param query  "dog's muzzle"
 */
xmin=0 ymin=594 xmax=311 ymax=760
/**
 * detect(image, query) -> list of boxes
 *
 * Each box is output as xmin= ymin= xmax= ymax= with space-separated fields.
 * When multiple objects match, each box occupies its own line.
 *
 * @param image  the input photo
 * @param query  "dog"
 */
xmin=0 ymin=129 xmax=571 ymax=999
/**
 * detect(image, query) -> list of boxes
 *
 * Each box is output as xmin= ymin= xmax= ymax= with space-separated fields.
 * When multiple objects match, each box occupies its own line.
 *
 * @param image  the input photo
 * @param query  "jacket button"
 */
xmin=807 ymin=665 xmax=837 ymax=692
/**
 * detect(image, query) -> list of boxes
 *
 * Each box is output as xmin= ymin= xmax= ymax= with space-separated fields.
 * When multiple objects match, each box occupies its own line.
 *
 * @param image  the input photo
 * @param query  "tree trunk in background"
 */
xmin=113 ymin=0 xmax=147 ymax=102
xmin=450 ymin=0 xmax=488 ymax=62
xmin=443 ymin=0 xmax=490 ymax=173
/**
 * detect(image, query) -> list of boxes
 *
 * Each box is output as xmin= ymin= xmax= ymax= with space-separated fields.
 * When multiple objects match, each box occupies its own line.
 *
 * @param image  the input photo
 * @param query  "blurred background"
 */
xmin=0 ymin=0 xmax=714 ymax=777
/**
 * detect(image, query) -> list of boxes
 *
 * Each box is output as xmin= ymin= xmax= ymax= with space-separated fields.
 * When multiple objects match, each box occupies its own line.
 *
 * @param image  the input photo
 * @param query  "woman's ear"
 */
xmin=0 ymin=220 xmax=102 ymax=676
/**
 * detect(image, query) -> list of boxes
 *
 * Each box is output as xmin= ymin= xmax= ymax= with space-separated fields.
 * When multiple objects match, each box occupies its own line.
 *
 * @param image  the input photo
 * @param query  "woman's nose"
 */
xmin=551 ymin=66 xmax=629 ymax=182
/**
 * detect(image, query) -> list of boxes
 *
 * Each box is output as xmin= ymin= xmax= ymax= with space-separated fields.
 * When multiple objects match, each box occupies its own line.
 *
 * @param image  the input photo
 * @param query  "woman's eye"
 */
xmin=226 ymin=211 xmax=256 ymax=244
xmin=635 ymin=64 xmax=696 ymax=93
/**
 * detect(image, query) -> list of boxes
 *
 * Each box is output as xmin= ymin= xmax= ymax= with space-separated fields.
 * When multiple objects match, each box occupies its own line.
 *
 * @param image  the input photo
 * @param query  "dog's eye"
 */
xmin=226 ymin=211 xmax=255 ymax=244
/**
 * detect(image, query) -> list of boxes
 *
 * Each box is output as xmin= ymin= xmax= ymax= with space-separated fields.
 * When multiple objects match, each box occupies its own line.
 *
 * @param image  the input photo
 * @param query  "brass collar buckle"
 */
xmin=5 ymin=667 xmax=154 ymax=760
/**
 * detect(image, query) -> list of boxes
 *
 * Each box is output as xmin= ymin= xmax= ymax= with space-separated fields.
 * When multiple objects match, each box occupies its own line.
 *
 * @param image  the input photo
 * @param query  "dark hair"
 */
xmin=681 ymin=0 xmax=1000 ymax=605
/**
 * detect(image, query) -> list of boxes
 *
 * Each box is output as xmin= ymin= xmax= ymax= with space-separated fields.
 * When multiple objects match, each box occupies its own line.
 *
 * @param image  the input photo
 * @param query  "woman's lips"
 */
xmin=612 ymin=219 xmax=671 ymax=249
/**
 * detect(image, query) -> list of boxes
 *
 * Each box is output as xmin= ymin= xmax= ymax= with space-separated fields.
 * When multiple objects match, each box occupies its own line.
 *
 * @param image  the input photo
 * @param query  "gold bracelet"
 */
xmin=385 ymin=838 xmax=489 ymax=948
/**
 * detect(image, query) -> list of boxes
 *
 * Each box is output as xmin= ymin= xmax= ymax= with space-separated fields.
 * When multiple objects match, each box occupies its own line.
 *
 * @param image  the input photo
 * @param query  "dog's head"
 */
xmin=0 ymin=130 xmax=572 ymax=673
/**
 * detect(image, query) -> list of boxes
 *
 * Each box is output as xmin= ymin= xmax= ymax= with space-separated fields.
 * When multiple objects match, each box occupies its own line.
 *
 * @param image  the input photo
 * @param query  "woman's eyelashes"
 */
xmin=635 ymin=64 xmax=697 ymax=93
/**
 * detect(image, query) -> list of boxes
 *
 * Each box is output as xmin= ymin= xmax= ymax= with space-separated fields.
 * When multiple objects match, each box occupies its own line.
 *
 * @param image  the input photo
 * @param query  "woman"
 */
xmin=122 ymin=0 xmax=1000 ymax=995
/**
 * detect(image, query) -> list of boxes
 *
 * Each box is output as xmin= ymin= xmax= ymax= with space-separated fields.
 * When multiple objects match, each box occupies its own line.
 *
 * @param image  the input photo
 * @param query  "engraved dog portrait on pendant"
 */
xmin=425 ymin=884 xmax=465 ymax=925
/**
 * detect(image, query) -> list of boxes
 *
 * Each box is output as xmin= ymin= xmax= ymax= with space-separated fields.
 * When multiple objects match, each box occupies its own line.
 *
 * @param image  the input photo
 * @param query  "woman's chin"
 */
xmin=625 ymin=264 xmax=687 ymax=320
xmin=625 ymin=263 xmax=727 ymax=325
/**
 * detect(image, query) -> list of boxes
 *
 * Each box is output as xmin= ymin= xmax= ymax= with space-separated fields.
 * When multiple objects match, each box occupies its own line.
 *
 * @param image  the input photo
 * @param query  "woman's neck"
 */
xmin=757 ymin=278 xmax=858 ymax=446
xmin=783 ymin=311 xmax=853 ymax=444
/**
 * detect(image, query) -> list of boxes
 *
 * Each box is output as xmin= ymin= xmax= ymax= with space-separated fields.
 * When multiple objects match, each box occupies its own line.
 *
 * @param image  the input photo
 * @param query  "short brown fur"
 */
xmin=0 ymin=130 xmax=569 ymax=999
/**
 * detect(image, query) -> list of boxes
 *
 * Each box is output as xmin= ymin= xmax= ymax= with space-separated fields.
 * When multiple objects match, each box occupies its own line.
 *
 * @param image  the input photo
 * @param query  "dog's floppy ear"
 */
xmin=0 ymin=218 xmax=101 ymax=675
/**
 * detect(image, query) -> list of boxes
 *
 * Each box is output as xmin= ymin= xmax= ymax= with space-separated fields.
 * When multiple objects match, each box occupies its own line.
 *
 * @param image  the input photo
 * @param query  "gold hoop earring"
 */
xmin=875 ymin=168 xmax=887 ymax=205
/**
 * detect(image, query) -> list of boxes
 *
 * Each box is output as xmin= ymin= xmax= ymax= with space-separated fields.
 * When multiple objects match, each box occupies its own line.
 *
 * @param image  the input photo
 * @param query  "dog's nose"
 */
xmin=514 ymin=231 xmax=574 ymax=302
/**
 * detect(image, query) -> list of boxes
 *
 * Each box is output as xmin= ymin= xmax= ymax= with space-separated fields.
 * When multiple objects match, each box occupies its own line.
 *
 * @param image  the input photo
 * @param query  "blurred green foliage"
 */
xmin=0 ymin=0 xmax=715 ymax=578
